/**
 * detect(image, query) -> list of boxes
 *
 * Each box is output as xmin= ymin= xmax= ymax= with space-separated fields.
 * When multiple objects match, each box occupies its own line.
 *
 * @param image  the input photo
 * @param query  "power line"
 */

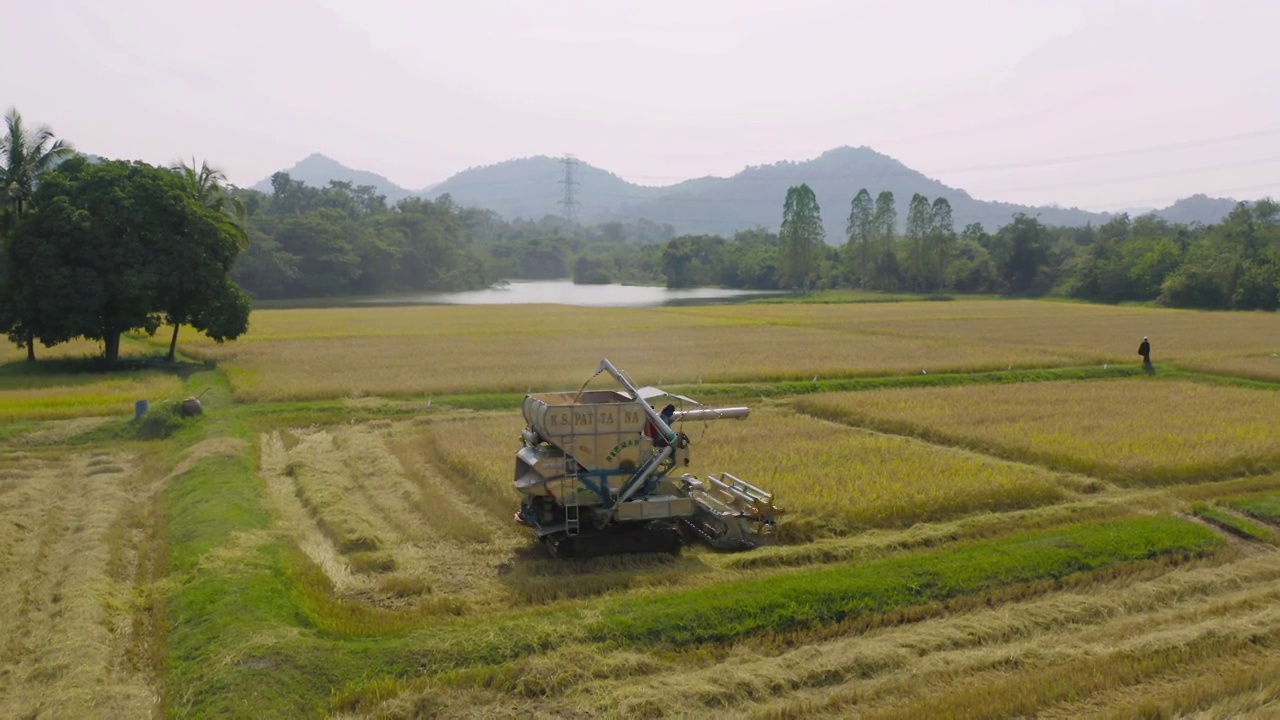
xmin=427 ymin=132 xmax=1280 ymax=198
xmin=573 ymin=154 xmax=1280 ymax=204
xmin=950 ymin=156 xmax=1280 ymax=194
xmin=574 ymin=127 xmax=1280 ymax=183
xmin=933 ymin=126 xmax=1280 ymax=175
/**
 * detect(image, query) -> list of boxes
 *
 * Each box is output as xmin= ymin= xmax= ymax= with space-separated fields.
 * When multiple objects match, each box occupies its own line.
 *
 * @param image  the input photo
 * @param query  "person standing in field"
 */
xmin=1138 ymin=336 xmax=1152 ymax=370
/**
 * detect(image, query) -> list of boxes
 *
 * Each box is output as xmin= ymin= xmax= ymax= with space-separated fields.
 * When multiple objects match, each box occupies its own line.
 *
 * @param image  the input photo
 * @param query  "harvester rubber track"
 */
xmin=545 ymin=524 xmax=682 ymax=559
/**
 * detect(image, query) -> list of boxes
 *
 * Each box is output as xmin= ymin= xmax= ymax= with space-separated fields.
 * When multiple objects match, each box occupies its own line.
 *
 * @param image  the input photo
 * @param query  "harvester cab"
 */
xmin=513 ymin=359 xmax=781 ymax=558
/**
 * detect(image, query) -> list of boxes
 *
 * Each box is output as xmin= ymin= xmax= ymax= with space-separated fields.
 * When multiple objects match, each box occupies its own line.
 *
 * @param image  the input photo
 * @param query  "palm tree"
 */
xmin=171 ymin=158 xmax=247 ymax=242
xmin=2 ymin=108 xmax=75 ymax=221
xmin=1 ymin=108 xmax=76 ymax=361
xmin=163 ymin=159 xmax=248 ymax=361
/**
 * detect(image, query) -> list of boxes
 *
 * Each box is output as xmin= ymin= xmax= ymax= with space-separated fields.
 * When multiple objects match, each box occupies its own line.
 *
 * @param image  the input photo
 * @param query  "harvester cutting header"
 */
xmin=514 ymin=359 xmax=780 ymax=557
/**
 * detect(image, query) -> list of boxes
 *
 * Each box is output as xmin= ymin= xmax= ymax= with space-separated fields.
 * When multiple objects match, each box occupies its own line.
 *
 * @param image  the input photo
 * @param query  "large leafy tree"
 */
xmin=662 ymin=234 xmax=726 ymax=288
xmin=991 ymin=213 xmax=1052 ymax=295
xmin=1 ymin=108 xmax=76 ymax=360
xmin=162 ymin=159 xmax=250 ymax=360
xmin=779 ymin=184 xmax=824 ymax=291
xmin=6 ymin=158 xmax=250 ymax=363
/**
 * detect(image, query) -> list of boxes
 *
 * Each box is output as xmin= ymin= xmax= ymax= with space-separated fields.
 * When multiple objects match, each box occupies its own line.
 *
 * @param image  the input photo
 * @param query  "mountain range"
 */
xmin=250 ymin=148 xmax=1243 ymax=238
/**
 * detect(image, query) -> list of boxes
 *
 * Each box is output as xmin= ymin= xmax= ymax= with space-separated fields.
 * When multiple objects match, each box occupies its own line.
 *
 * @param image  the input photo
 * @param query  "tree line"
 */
xmin=667 ymin=183 xmax=1279 ymax=310
xmin=229 ymin=172 xmax=681 ymax=299
xmin=239 ymin=175 xmax=1280 ymax=312
xmin=3 ymin=106 xmax=1275 ymax=369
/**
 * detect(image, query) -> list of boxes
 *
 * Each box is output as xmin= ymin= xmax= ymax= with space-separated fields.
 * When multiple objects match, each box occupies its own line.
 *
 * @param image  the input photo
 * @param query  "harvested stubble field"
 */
xmin=0 ymin=443 xmax=162 ymax=718
xmin=4 ymin=298 xmax=1280 ymax=718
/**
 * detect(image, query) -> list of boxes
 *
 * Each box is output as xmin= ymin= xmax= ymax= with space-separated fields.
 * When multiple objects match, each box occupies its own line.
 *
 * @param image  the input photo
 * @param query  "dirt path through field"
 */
xmin=0 ymin=448 xmax=160 ymax=718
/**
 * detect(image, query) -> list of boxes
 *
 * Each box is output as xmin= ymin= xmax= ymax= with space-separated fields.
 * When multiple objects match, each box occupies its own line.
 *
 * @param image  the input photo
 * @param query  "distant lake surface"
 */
xmin=352 ymin=280 xmax=782 ymax=308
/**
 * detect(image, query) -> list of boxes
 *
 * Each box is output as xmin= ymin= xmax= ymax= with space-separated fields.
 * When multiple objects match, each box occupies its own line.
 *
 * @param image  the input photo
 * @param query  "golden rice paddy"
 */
xmin=795 ymin=378 xmax=1280 ymax=485
xmin=4 ymin=298 xmax=1280 ymax=718
xmin=175 ymin=300 xmax=1280 ymax=401
xmin=0 ymin=373 xmax=184 ymax=421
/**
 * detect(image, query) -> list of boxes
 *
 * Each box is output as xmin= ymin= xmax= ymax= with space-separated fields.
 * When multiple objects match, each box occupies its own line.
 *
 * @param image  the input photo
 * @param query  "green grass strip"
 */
xmin=588 ymin=516 xmax=1220 ymax=646
xmin=746 ymin=290 xmax=972 ymax=305
xmin=235 ymin=365 xmax=1275 ymax=416
xmin=1193 ymin=504 xmax=1278 ymax=544
xmin=1227 ymin=493 xmax=1280 ymax=524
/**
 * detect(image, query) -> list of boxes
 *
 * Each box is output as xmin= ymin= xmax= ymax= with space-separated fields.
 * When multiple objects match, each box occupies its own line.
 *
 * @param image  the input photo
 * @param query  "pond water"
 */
xmin=352 ymin=280 xmax=782 ymax=308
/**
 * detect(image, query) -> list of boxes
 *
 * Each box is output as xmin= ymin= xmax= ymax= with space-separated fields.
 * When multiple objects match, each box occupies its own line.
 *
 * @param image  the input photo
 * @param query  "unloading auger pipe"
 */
xmin=596 ymin=358 xmax=750 ymax=431
xmin=596 ymin=358 xmax=677 ymax=444
xmin=674 ymin=407 xmax=750 ymax=422
xmin=617 ymin=445 xmax=674 ymax=505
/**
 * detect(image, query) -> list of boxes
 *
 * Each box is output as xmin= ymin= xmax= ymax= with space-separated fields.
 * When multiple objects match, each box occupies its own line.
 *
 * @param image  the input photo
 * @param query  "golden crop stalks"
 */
xmin=796 ymin=379 xmax=1280 ymax=485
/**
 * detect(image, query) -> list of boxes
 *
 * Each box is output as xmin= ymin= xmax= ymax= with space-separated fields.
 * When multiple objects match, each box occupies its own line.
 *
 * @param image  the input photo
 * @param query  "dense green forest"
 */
xmin=228 ymin=173 xmax=1279 ymax=311
xmin=229 ymin=172 xmax=677 ymax=298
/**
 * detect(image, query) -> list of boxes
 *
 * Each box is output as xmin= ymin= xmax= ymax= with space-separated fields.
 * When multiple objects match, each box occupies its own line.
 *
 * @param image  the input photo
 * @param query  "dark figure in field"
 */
xmin=643 ymin=405 xmax=659 ymax=445
xmin=644 ymin=404 xmax=677 ymax=448
xmin=1138 ymin=336 xmax=1152 ymax=372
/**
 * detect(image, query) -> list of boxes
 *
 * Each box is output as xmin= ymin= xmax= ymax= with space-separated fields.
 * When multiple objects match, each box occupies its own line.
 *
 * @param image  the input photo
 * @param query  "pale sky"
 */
xmin=4 ymin=0 xmax=1278 ymax=212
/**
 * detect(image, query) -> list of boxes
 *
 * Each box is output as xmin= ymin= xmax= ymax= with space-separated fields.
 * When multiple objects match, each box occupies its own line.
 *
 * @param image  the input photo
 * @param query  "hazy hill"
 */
xmin=599 ymin=147 xmax=1118 ymax=238
xmin=428 ymin=156 xmax=664 ymax=220
xmin=252 ymin=149 xmax=1244 ymax=237
xmin=249 ymin=153 xmax=419 ymax=203
xmin=423 ymin=147 xmax=1118 ymax=236
xmin=1154 ymin=194 xmax=1240 ymax=225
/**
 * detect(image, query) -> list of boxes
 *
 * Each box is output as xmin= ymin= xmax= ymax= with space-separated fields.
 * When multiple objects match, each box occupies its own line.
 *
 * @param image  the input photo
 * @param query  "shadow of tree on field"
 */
xmin=0 ymin=355 xmax=216 ymax=390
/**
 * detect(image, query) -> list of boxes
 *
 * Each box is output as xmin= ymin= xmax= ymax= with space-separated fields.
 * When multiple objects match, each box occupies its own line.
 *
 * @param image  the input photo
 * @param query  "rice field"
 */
xmin=189 ymin=321 xmax=1076 ymax=401
xmin=4 ymin=298 xmax=1280 ymax=718
xmin=170 ymin=300 xmax=1280 ymax=401
xmin=1184 ymin=353 xmax=1280 ymax=382
xmin=693 ymin=405 xmax=1085 ymax=537
xmin=395 ymin=406 xmax=1076 ymax=543
xmin=795 ymin=378 xmax=1280 ymax=485
xmin=0 ymin=373 xmax=184 ymax=421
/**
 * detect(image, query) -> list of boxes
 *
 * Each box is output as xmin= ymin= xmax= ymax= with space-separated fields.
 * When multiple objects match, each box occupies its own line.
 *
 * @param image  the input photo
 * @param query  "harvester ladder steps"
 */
xmin=564 ymin=455 xmax=580 ymax=536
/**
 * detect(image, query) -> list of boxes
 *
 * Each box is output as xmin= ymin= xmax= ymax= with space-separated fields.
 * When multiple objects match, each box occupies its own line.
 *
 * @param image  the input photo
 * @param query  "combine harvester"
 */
xmin=514 ymin=359 xmax=781 ymax=557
